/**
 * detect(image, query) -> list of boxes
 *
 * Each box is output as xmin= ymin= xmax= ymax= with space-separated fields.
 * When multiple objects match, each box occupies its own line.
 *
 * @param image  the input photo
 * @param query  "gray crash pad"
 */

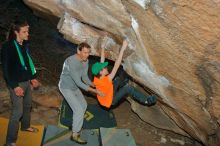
xmin=43 ymin=125 xmax=99 ymax=146
xmin=100 ymin=127 xmax=137 ymax=146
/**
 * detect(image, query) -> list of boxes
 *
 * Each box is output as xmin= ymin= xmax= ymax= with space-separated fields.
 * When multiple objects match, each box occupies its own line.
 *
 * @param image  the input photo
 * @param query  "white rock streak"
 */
xmin=130 ymin=15 xmax=170 ymax=92
xmin=131 ymin=16 xmax=153 ymax=69
xmin=133 ymin=0 xmax=150 ymax=9
xmin=62 ymin=13 xmax=82 ymax=40
xmin=61 ymin=0 xmax=74 ymax=7
xmin=133 ymin=60 xmax=170 ymax=88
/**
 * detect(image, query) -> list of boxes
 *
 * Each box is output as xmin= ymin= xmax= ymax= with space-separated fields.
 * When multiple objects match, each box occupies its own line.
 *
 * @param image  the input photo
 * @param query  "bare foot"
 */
xmin=22 ymin=127 xmax=39 ymax=133
xmin=11 ymin=143 xmax=17 ymax=146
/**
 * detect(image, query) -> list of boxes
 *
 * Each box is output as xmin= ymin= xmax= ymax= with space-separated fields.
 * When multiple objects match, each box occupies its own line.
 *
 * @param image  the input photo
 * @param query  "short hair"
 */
xmin=7 ymin=19 xmax=29 ymax=40
xmin=94 ymin=73 xmax=102 ymax=78
xmin=77 ymin=42 xmax=91 ymax=51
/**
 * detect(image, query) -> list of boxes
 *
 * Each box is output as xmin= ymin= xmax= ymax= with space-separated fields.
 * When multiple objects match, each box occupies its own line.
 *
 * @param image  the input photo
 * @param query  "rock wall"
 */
xmin=23 ymin=0 xmax=220 ymax=145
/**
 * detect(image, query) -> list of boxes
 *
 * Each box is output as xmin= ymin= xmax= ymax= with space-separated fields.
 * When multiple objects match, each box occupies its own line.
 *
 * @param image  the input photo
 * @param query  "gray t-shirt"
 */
xmin=58 ymin=54 xmax=92 ymax=91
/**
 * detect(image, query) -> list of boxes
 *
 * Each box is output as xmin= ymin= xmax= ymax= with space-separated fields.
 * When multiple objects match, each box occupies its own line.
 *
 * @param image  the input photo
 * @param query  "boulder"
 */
xmin=23 ymin=0 xmax=220 ymax=145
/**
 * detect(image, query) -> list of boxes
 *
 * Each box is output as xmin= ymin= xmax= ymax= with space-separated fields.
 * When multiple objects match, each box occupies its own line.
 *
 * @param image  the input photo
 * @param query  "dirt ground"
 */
xmin=86 ymin=97 xmax=200 ymax=146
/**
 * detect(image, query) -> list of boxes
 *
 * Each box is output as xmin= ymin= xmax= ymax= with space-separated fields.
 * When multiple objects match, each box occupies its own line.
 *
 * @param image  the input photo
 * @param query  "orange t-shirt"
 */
xmin=93 ymin=76 xmax=113 ymax=108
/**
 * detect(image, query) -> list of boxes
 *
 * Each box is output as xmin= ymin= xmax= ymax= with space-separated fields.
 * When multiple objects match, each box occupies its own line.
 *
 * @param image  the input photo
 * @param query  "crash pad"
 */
xmin=0 ymin=117 xmax=44 ymax=146
xmin=58 ymin=100 xmax=116 ymax=129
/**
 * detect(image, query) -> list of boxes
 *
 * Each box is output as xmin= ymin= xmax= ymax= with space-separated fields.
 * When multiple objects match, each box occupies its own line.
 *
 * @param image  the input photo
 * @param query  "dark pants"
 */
xmin=6 ymin=81 xmax=32 ymax=144
xmin=112 ymin=77 xmax=148 ymax=106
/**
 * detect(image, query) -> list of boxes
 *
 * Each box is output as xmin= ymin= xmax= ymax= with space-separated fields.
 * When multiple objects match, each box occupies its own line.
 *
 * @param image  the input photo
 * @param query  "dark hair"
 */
xmin=77 ymin=42 xmax=91 ymax=51
xmin=7 ymin=20 xmax=29 ymax=41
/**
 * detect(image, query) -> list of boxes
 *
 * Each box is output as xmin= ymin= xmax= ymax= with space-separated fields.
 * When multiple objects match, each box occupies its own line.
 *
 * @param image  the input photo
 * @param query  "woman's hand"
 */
xmin=31 ymin=79 xmax=40 ymax=88
xmin=14 ymin=87 xmax=24 ymax=97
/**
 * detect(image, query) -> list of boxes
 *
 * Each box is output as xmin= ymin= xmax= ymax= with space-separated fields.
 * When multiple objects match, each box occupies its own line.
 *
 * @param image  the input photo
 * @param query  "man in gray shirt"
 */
xmin=58 ymin=43 xmax=102 ymax=144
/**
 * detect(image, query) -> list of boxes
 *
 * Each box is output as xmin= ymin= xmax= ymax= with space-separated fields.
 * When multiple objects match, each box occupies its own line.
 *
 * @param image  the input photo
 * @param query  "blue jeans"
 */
xmin=6 ymin=81 xmax=32 ymax=144
xmin=112 ymin=77 xmax=150 ymax=106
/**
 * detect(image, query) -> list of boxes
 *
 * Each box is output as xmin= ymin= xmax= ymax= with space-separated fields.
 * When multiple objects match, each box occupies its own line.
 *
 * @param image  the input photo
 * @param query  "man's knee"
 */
xmin=11 ymin=107 xmax=23 ymax=120
xmin=81 ymin=99 xmax=88 ymax=111
xmin=75 ymin=106 xmax=87 ymax=116
xmin=23 ymin=104 xmax=31 ymax=110
xmin=83 ymin=104 xmax=87 ymax=112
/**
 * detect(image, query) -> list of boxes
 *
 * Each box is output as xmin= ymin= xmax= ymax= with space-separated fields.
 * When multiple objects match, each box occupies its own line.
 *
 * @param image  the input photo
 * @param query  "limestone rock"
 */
xmin=57 ymin=12 xmax=122 ymax=60
xmin=23 ymin=0 xmax=63 ymax=17
xmin=60 ymin=0 xmax=131 ymax=36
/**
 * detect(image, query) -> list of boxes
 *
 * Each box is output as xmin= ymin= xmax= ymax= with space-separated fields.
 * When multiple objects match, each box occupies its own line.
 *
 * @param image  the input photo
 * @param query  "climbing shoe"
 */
xmin=70 ymin=135 xmax=87 ymax=145
xmin=145 ymin=95 xmax=157 ymax=105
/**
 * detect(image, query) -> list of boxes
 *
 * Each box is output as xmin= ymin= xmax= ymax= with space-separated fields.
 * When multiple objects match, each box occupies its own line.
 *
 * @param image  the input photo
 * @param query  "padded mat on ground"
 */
xmin=100 ymin=127 xmax=137 ymax=146
xmin=58 ymin=100 xmax=116 ymax=129
xmin=43 ymin=125 xmax=99 ymax=146
xmin=0 ymin=117 xmax=44 ymax=146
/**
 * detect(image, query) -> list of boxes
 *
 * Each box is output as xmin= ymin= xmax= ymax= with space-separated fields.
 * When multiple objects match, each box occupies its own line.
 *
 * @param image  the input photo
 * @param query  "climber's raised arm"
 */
xmin=100 ymin=44 xmax=105 ymax=63
xmin=108 ymin=40 xmax=128 ymax=80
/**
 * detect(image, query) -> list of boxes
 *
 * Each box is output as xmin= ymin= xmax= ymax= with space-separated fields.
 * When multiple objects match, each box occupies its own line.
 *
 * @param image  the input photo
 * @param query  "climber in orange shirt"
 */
xmin=92 ymin=39 xmax=157 ymax=109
